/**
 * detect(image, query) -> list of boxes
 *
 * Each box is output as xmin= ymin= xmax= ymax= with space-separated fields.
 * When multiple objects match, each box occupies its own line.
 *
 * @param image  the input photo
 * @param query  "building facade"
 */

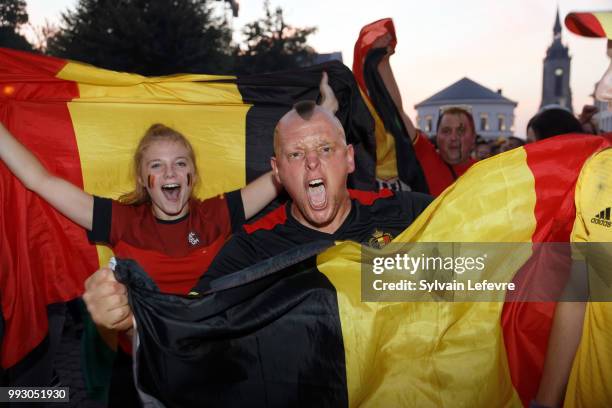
xmin=414 ymin=77 xmax=517 ymax=140
xmin=540 ymin=9 xmax=573 ymax=112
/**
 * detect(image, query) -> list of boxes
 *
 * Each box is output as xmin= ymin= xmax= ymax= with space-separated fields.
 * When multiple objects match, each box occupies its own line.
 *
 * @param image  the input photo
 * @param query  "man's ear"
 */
xmin=346 ymin=144 xmax=355 ymax=174
xmin=270 ymin=157 xmax=282 ymax=184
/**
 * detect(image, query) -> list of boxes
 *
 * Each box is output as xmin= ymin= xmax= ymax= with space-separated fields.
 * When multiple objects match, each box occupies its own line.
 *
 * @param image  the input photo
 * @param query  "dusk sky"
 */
xmin=25 ymin=0 xmax=611 ymax=137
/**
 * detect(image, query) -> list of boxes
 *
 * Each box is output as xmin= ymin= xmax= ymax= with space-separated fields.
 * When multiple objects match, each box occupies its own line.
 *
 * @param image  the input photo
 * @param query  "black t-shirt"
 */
xmin=193 ymin=189 xmax=432 ymax=292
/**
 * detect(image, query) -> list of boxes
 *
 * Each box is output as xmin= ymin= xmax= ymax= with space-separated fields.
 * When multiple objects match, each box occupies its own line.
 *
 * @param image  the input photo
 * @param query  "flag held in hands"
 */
xmin=119 ymin=135 xmax=611 ymax=407
xmin=0 ymin=47 xmax=375 ymax=369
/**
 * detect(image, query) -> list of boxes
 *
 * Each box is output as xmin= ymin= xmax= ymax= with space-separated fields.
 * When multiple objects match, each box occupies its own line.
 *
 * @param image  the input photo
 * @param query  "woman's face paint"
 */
xmin=140 ymin=140 xmax=193 ymax=221
xmin=187 ymin=173 xmax=192 ymax=187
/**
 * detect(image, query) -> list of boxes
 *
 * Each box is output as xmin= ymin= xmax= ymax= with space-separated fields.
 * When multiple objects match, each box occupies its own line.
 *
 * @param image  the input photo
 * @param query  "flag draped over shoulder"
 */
xmin=352 ymin=18 xmax=428 ymax=193
xmin=0 ymin=47 xmax=376 ymax=368
xmin=402 ymin=135 xmax=612 ymax=406
xmin=119 ymin=134 xmax=612 ymax=406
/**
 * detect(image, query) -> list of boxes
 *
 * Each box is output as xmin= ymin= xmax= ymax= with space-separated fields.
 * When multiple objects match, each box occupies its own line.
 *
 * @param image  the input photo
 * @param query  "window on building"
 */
xmin=480 ymin=113 xmax=489 ymax=131
xmin=425 ymin=115 xmax=433 ymax=133
xmin=554 ymin=67 xmax=563 ymax=97
xmin=497 ymin=115 xmax=505 ymax=131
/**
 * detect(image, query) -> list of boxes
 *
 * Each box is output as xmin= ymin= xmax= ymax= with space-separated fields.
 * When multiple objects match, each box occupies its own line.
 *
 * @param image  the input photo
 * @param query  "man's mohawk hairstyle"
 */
xmin=294 ymin=100 xmax=317 ymax=121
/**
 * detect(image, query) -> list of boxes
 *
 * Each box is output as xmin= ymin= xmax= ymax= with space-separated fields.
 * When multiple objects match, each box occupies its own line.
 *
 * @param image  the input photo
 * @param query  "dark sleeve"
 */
xmin=191 ymin=232 xmax=260 ymax=293
xmin=398 ymin=191 xmax=434 ymax=219
xmin=225 ymin=189 xmax=246 ymax=233
xmin=86 ymin=196 xmax=112 ymax=244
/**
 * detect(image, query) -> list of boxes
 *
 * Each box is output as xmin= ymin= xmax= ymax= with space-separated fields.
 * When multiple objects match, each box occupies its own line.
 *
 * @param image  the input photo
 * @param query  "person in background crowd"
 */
xmin=578 ymin=104 xmax=600 ymax=134
xmin=473 ymin=139 xmax=493 ymax=160
xmin=526 ymin=107 xmax=583 ymax=143
xmin=488 ymin=137 xmax=505 ymax=156
xmin=499 ymin=136 xmax=526 ymax=153
xmin=371 ymin=34 xmax=476 ymax=196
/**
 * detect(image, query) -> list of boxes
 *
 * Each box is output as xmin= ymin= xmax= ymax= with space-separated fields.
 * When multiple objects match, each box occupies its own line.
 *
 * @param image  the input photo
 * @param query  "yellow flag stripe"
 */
xmin=359 ymin=89 xmax=397 ymax=181
xmin=594 ymin=12 xmax=612 ymax=39
xmin=318 ymin=147 xmax=535 ymax=406
xmin=58 ymin=61 xmax=249 ymax=266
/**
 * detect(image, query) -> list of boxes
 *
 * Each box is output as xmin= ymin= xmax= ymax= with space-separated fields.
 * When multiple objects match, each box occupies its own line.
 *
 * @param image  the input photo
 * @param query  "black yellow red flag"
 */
xmin=0 ymin=47 xmax=375 ymax=368
xmin=119 ymin=135 xmax=611 ymax=406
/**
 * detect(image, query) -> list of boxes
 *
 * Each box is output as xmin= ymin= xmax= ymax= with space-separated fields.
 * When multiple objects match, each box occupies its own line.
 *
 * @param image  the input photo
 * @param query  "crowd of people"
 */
xmin=0 ymin=6 xmax=610 ymax=408
xmin=478 ymin=104 xmax=602 ymax=160
xmin=420 ymin=103 xmax=601 ymax=165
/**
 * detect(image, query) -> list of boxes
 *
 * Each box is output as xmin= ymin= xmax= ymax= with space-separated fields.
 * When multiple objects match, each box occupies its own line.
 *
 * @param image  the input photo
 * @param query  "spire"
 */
xmin=553 ymin=6 xmax=562 ymax=39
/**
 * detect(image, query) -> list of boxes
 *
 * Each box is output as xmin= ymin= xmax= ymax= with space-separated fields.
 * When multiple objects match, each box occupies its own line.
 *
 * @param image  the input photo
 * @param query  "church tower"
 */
xmin=540 ymin=8 xmax=573 ymax=112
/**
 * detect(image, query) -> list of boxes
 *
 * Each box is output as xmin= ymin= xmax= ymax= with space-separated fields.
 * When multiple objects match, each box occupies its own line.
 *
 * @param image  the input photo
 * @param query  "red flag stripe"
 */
xmin=565 ymin=13 xmax=607 ymax=38
xmin=352 ymin=18 xmax=397 ymax=96
xmin=0 ymin=48 xmax=98 ymax=368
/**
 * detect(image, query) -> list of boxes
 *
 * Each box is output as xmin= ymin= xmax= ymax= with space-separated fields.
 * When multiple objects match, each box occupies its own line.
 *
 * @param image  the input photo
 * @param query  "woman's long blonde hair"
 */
xmin=118 ymin=124 xmax=199 ymax=205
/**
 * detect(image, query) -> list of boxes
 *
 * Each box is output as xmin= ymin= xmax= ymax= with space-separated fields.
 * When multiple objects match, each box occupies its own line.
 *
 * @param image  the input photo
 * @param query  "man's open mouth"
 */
xmin=161 ymin=183 xmax=181 ymax=201
xmin=307 ymin=178 xmax=327 ymax=209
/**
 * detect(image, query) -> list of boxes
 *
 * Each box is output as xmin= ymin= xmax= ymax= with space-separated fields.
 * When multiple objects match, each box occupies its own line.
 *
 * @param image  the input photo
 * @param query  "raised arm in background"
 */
xmin=372 ymin=34 xmax=417 ymax=142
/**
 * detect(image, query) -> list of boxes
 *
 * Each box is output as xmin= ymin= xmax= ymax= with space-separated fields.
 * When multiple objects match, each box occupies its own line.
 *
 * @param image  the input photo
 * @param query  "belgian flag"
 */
xmin=0 ymin=47 xmax=376 ymax=369
xmin=118 ymin=135 xmax=612 ymax=406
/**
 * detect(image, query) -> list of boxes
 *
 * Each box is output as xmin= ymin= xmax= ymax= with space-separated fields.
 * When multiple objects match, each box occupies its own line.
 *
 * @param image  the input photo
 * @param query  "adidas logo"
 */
xmin=591 ymin=207 xmax=612 ymax=228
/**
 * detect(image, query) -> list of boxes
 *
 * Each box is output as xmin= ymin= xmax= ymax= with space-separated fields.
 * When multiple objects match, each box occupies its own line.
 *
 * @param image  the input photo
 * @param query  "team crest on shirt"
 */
xmin=368 ymin=229 xmax=394 ymax=249
xmin=187 ymin=231 xmax=201 ymax=246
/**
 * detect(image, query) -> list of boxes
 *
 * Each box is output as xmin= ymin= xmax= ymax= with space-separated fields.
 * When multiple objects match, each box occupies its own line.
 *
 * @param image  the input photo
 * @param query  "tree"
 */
xmin=0 ymin=0 xmax=28 ymax=28
xmin=47 ymin=0 xmax=234 ymax=76
xmin=27 ymin=19 xmax=59 ymax=54
xmin=0 ymin=0 xmax=33 ymax=51
xmin=235 ymin=1 xmax=316 ymax=74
